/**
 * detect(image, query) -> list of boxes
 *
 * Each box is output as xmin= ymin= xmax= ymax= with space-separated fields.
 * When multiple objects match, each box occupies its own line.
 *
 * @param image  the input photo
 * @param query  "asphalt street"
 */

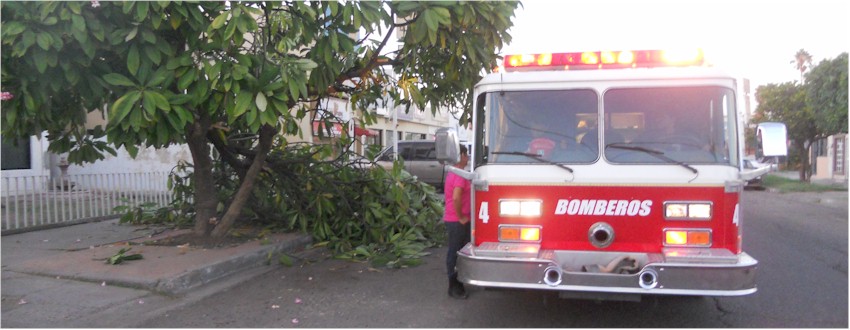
xmin=2 ymin=176 xmax=846 ymax=327
xmin=137 ymin=189 xmax=848 ymax=328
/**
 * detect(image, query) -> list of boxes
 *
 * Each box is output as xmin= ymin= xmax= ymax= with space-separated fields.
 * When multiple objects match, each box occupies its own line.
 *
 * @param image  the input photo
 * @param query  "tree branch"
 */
xmin=330 ymin=21 xmax=397 ymax=90
xmin=210 ymin=124 xmax=277 ymax=237
xmin=207 ymin=128 xmax=250 ymax=179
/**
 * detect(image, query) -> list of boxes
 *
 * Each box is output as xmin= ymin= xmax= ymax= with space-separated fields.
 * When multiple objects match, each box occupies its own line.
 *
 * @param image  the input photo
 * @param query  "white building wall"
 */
xmin=1 ymin=133 xmax=190 ymax=194
xmin=1 ymin=133 xmax=52 ymax=195
xmin=64 ymin=144 xmax=191 ymax=176
xmin=0 ymin=133 xmax=51 ymax=179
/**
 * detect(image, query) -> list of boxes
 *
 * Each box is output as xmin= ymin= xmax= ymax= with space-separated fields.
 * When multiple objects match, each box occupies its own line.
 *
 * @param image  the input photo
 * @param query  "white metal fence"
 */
xmin=1 ymin=172 xmax=172 ymax=233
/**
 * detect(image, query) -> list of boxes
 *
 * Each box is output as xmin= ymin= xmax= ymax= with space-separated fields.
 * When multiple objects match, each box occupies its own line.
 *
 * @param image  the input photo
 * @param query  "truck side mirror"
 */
xmin=756 ymin=122 xmax=788 ymax=157
xmin=435 ymin=127 xmax=460 ymax=165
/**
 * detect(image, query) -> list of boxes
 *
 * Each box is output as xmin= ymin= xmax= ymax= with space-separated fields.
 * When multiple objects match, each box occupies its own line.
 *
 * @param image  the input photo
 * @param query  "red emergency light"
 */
xmin=503 ymin=49 xmax=704 ymax=71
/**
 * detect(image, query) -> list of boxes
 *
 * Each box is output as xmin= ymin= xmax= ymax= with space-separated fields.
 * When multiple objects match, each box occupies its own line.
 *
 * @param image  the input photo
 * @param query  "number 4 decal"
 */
xmin=733 ymin=204 xmax=740 ymax=225
xmin=479 ymin=202 xmax=489 ymax=224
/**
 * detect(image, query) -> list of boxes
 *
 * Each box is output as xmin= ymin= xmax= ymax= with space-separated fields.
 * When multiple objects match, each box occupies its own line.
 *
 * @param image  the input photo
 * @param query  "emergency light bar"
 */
xmin=503 ymin=49 xmax=704 ymax=71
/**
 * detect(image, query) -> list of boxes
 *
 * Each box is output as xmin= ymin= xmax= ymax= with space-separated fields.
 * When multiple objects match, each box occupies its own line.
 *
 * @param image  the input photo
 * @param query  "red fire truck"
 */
xmin=435 ymin=49 xmax=786 ymax=301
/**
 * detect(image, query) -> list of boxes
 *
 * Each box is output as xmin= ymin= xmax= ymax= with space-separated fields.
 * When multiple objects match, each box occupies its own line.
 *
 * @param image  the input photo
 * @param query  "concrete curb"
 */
xmin=154 ymin=234 xmax=314 ymax=294
xmin=9 ymin=232 xmax=314 ymax=296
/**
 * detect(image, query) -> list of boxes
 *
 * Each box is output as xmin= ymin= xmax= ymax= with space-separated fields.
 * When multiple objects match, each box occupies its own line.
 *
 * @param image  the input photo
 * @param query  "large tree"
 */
xmin=1 ymin=1 xmax=519 ymax=237
xmin=805 ymin=53 xmax=848 ymax=135
xmin=754 ymin=82 xmax=818 ymax=181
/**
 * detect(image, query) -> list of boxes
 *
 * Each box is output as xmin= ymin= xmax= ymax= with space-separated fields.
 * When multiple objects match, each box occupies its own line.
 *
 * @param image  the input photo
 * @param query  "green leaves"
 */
xmin=383 ymin=1 xmax=518 ymax=123
xmin=127 ymin=44 xmax=140 ymax=75
xmin=233 ymin=90 xmax=253 ymax=118
xmin=2 ymin=21 xmax=27 ymax=36
xmin=293 ymin=58 xmax=318 ymax=71
xmin=3 ymin=0 xmax=518 ymax=241
xmin=71 ymin=14 xmax=86 ymax=33
xmin=421 ymin=7 xmax=451 ymax=41
xmin=103 ymin=73 xmax=136 ymax=87
xmin=110 ymin=91 xmax=142 ymax=125
xmin=125 ymin=26 xmax=139 ymax=42
xmin=255 ymin=92 xmax=268 ymax=112
xmin=278 ymin=254 xmax=294 ymax=267
xmin=147 ymin=91 xmax=171 ymax=111
xmin=36 ymin=32 xmax=53 ymax=50
xmin=805 ymin=53 xmax=848 ymax=135
xmin=4 ymin=0 xmax=517 ymax=149
xmin=105 ymin=247 xmax=144 ymax=265
xmin=211 ymin=12 xmax=228 ymax=30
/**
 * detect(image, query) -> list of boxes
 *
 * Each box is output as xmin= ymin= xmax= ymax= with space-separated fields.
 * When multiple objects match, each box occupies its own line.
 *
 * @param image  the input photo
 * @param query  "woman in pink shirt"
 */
xmin=444 ymin=144 xmax=471 ymax=299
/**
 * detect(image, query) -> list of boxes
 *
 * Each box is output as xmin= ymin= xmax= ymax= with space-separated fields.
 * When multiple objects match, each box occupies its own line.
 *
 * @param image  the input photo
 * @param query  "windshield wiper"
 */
xmin=605 ymin=143 xmax=698 ymax=174
xmin=491 ymin=151 xmax=573 ymax=173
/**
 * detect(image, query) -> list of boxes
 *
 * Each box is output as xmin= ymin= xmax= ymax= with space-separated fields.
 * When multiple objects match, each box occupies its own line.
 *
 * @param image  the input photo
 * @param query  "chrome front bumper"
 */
xmin=456 ymin=242 xmax=757 ymax=296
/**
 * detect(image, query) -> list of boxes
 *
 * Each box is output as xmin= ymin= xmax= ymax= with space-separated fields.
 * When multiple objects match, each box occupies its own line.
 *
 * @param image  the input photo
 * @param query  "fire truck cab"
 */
xmin=436 ymin=49 xmax=785 ymax=300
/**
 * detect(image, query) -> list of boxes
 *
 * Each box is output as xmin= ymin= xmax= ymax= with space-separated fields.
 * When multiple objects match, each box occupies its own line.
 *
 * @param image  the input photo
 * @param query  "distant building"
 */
xmin=811 ymin=134 xmax=848 ymax=183
xmin=288 ymin=96 xmax=468 ymax=157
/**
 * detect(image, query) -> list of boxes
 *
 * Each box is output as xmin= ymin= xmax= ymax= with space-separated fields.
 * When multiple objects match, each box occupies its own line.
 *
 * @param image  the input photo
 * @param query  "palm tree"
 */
xmin=790 ymin=49 xmax=813 ymax=84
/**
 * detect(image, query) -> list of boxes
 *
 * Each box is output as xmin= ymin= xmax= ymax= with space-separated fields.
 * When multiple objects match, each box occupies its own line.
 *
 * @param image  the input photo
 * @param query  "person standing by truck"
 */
xmin=444 ymin=144 xmax=471 ymax=299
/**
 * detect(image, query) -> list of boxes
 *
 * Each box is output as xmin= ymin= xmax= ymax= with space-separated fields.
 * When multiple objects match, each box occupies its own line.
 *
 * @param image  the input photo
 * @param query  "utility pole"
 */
xmin=393 ymin=105 xmax=399 ymax=160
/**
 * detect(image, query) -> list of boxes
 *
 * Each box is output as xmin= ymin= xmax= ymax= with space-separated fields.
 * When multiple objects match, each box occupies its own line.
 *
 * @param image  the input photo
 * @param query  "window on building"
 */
xmin=1 ymin=137 xmax=32 ymax=170
xmin=835 ymin=136 xmax=846 ymax=176
xmin=404 ymin=132 xmax=426 ymax=140
xmin=365 ymin=133 xmax=381 ymax=147
xmin=814 ymin=138 xmax=828 ymax=157
xmin=385 ymin=130 xmax=397 ymax=147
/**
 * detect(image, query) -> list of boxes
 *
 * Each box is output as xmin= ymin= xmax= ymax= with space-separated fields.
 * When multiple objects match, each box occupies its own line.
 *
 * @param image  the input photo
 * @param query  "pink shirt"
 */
xmin=443 ymin=171 xmax=471 ymax=222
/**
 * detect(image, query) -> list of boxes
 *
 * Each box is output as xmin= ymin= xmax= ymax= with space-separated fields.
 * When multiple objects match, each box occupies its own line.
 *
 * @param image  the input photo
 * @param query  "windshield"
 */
xmin=603 ymin=86 xmax=736 ymax=165
xmin=486 ymin=90 xmax=599 ymax=164
xmin=481 ymin=86 xmax=737 ymax=167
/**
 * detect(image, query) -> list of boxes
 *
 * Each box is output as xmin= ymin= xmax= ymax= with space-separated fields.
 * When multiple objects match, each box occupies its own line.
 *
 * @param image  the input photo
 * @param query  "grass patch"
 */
xmin=763 ymin=174 xmax=848 ymax=193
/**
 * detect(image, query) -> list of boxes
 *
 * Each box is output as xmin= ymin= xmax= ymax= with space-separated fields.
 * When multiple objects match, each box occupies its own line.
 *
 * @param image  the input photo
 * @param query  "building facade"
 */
xmin=812 ymin=134 xmax=848 ymax=183
xmin=289 ymin=96 xmax=469 ymax=157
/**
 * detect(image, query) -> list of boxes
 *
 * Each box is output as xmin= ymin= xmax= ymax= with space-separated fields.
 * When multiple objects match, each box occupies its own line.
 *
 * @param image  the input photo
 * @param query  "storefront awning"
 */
xmin=354 ymin=126 xmax=378 ymax=137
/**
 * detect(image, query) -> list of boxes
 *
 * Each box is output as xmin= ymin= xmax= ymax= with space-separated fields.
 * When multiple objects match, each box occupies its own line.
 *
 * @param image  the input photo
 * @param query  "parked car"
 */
xmin=744 ymin=155 xmax=779 ymax=171
xmin=376 ymin=140 xmax=446 ymax=190
xmin=743 ymin=158 xmax=766 ymax=190
xmin=347 ymin=153 xmax=377 ymax=170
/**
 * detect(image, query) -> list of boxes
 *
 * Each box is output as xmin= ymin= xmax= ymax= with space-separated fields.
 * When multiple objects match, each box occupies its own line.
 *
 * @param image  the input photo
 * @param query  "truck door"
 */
xmin=409 ymin=143 xmax=443 ymax=187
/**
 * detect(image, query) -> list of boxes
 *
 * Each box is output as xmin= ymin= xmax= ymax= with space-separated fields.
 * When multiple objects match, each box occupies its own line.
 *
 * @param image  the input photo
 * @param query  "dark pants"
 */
xmin=445 ymin=221 xmax=471 ymax=278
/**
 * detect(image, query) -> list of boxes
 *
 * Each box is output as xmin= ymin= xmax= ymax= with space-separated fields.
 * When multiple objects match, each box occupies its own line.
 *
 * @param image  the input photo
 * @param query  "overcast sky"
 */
xmin=501 ymin=0 xmax=849 ymax=89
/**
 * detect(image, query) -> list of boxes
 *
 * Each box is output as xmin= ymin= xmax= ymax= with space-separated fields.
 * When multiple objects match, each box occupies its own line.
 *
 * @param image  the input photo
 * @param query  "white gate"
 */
xmin=1 ymin=172 xmax=171 ymax=233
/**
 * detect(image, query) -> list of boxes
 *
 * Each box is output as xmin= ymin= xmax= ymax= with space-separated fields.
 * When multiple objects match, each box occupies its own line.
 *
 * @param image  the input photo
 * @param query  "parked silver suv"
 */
xmin=376 ymin=140 xmax=446 ymax=189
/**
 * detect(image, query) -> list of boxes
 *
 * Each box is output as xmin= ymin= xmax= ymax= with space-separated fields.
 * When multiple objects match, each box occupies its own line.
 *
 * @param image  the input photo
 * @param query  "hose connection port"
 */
xmin=639 ymin=269 xmax=659 ymax=289
xmin=588 ymin=222 xmax=615 ymax=248
xmin=543 ymin=266 xmax=563 ymax=286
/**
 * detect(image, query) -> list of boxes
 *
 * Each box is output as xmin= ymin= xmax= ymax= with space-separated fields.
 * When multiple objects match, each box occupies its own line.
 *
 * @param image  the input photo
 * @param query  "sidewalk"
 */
xmin=1 ymin=219 xmax=312 ymax=327
xmin=765 ymin=171 xmax=848 ymax=208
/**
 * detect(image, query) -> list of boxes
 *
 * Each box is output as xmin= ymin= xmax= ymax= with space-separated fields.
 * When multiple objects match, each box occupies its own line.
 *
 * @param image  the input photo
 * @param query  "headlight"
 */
xmin=687 ymin=204 xmax=712 ymax=219
xmin=500 ymin=199 xmax=542 ymax=217
xmin=664 ymin=202 xmax=712 ymax=220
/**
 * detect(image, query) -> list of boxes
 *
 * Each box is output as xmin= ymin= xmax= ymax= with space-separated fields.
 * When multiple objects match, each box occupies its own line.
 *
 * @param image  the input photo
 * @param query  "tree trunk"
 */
xmin=797 ymin=142 xmax=811 ymax=183
xmin=187 ymin=115 xmax=220 ymax=236
xmin=209 ymin=124 xmax=277 ymax=237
